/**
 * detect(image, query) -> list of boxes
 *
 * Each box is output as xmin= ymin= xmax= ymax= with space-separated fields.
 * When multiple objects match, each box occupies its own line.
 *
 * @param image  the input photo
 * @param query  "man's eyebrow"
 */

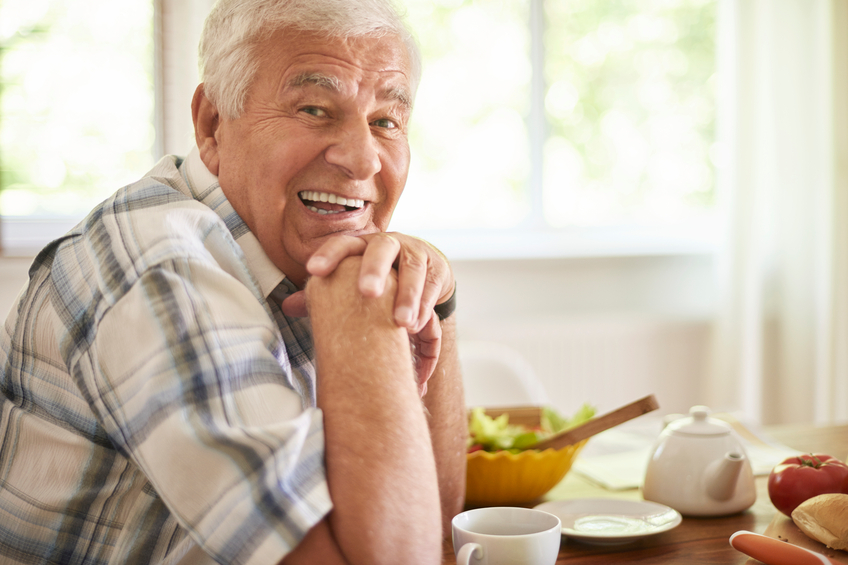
xmin=287 ymin=71 xmax=412 ymax=110
xmin=382 ymin=85 xmax=412 ymax=111
xmin=287 ymin=72 xmax=343 ymax=91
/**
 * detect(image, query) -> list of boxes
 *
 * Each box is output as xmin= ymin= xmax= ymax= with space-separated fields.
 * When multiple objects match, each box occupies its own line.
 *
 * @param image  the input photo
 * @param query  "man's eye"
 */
xmin=301 ymin=107 xmax=327 ymax=117
xmin=372 ymin=118 xmax=397 ymax=130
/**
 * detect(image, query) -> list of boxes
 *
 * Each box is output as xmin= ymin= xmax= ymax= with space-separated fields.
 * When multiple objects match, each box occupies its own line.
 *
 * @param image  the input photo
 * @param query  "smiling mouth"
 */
xmin=299 ymin=191 xmax=365 ymax=215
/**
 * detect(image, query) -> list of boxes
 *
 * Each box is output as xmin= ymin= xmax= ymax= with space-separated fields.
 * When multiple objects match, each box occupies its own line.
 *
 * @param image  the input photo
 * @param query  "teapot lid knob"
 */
xmin=690 ymin=405 xmax=710 ymax=420
xmin=666 ymin=405 xmax=732 ymax=436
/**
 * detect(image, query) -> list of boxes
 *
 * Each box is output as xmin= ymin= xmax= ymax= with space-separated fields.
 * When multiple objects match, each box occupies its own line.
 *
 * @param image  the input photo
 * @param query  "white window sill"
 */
xmin=1 ymin=217 xmax=81 ymax=257
xmin=408 ymin=225 xmax=717 ymax=261
xmin=1 ymin=217 xmax=718 ymax=260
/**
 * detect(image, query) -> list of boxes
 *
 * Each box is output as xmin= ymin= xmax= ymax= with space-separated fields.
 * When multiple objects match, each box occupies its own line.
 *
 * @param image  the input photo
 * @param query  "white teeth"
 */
xmin=299 ymin=191 xmax=365 ymax=209
xmin=307 ymin=206 xmax=332 ymax=215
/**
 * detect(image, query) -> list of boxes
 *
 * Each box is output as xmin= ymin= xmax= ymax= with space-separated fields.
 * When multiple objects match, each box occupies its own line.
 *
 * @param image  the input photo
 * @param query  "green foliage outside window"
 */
xmin=543 ymin=0 xmax=716 ymax=227
xmin=0 ymin=0 xmax=154 ymax=217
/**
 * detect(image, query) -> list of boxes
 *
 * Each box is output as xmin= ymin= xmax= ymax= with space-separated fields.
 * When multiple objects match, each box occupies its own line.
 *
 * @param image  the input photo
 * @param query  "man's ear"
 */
xmin=192 ymin=84 xmax=221 ymax=175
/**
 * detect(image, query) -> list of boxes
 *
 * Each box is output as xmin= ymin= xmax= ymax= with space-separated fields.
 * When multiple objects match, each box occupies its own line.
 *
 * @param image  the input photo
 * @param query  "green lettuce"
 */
xmin=468 ymin=404 xmax=596 ymax=452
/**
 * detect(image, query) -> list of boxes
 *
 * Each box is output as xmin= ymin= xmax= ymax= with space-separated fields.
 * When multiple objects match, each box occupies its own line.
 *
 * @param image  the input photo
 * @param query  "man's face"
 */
xmin=200 ymin=30 xmax=413 ymax=286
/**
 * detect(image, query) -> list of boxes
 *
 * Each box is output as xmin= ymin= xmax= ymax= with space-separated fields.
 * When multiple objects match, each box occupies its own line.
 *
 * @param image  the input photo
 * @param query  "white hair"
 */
xmin=198 ymin=0 xmax=422 ymax=119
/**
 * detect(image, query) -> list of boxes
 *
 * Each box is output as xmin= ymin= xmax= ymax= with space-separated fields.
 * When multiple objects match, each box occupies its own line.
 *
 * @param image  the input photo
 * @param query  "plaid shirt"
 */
xmin=0 ymin=149 xmax=332 ymax=565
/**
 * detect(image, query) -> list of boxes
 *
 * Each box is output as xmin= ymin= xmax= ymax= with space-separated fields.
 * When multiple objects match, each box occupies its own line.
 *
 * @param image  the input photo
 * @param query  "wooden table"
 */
xmin=442 ymin=422 xmax=848 ymax=564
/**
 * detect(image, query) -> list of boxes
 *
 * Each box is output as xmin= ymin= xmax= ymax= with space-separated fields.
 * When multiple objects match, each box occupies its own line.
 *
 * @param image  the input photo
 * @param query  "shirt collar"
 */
xmin=180 ymin=146 xmax=286 ymax=299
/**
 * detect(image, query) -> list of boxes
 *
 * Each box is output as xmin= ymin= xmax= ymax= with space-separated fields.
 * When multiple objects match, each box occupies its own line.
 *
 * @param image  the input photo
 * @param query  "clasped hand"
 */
xmin=281 ymin=233 xmax=454 ymax=396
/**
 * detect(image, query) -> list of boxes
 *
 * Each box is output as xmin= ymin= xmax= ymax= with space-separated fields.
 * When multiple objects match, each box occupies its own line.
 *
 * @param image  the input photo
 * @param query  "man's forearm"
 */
xmin=307 ymin=257 xmax=442 ymax=565
xmin=423 ymin=315 xmax=467 ymax=538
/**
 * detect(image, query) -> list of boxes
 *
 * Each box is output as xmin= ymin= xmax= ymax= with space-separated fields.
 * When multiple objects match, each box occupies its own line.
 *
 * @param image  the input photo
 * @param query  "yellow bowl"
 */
xmin=465 ymin=439 xmax=588 ymax=506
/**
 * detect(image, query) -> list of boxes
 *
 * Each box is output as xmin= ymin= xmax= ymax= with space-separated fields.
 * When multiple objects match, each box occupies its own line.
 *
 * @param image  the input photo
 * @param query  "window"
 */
xmin=397 ymin=0 xmax=533 ymax=231
xmin=394 ymin=0 xmax=718 ymax=257
xmin=0 ymin=0 xmax=717 ymax=258
xmin=0 ymin=0 xmax=155 ymax=251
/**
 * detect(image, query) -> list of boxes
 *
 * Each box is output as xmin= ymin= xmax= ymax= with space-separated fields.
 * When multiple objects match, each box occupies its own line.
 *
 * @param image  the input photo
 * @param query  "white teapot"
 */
xmin=642 ymin=406 xmax=756 ymax=517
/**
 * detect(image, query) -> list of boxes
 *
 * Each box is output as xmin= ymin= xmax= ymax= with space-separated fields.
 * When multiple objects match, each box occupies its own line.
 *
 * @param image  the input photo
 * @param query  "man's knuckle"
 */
xmin=380 ymin=232 xmax=401 ymax=247
xmin=400 ymin=252 xmax=427 ymax=272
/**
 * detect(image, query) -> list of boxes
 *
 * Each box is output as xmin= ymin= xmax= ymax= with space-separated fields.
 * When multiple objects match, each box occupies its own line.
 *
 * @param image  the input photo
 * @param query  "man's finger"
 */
xmin=393 ymin=245 xmax=429 ymax=328
xmin=358 ymin=234 xmax=401 ymax=297
xmin=411 ymin=312 xmax=441 ymax=394
xmin=306 ymin=235 xmax=368 ymax=276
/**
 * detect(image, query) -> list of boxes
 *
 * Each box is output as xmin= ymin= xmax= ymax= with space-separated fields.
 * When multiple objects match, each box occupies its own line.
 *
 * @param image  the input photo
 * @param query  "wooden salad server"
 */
xmin=532 ymin=394 xmax=660 ymax=450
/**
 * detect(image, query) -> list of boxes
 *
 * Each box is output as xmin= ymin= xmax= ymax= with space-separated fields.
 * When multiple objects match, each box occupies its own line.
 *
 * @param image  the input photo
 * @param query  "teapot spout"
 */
xmin=705 ymin=452 xmax=746 ymax=501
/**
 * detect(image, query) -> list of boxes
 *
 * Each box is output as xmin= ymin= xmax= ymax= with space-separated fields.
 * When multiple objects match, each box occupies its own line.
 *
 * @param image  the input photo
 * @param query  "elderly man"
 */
xmin=0 ymin=1 xmax=466 ymax=564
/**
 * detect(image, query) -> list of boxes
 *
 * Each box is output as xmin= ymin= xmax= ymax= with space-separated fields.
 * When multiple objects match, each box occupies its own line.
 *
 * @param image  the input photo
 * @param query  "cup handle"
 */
xmin=456 ymin=542 xmax=483 ymax=564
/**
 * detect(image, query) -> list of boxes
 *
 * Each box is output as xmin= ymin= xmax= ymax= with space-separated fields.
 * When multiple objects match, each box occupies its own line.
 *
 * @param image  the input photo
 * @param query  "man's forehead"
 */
xmin=256 ymin=30 xmax=412 ymax=96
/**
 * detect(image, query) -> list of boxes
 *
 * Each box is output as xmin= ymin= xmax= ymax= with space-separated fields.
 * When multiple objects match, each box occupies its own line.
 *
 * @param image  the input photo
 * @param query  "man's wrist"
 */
xmin=434 ymin=283 xmax=457 ymax=321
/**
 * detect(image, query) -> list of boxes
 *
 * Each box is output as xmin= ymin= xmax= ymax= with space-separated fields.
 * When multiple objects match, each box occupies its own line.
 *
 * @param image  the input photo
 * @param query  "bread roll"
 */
xmin=791 ymin=493 xmax=848 ymax=550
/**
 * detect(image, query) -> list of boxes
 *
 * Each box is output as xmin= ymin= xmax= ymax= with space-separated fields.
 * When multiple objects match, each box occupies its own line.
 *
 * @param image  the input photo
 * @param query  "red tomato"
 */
xmin=767 ymin=453 xmax=848 ymax=516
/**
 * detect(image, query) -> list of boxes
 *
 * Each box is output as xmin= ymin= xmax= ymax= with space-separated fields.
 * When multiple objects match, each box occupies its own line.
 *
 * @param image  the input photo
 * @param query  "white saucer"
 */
xmin=534 ymin=498 xmax=682 ymax=546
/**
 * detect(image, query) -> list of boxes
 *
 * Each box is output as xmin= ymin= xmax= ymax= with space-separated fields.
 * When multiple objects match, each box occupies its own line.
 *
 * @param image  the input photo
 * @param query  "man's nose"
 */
xmin=324 ymin=121 xmax=382 ymax=180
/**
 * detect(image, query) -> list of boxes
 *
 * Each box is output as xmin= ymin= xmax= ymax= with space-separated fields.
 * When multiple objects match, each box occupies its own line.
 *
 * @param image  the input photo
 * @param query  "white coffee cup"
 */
xmin=452 ymin=506 xmax=562 ymax=565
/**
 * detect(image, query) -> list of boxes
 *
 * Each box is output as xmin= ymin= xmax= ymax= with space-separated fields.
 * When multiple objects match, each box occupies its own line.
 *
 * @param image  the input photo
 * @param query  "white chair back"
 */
xmin=458 ymin=340 xmax=549 ymax=408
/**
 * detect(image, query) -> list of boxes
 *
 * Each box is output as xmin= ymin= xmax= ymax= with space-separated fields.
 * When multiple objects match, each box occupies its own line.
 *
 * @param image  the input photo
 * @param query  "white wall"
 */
xmin=451 ymin=254 xmax=716 ymax=418
xmin=0 ymin=257 xmax=32 ymax=316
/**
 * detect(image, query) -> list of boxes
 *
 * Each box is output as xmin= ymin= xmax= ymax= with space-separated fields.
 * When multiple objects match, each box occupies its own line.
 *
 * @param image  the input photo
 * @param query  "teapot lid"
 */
xmin=666 ymin=406 xmax=731 ymax=436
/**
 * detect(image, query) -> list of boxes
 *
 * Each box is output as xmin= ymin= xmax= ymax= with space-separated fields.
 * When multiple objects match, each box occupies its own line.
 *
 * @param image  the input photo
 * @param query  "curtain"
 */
xmin=709 ymin=0 xmax=848 ymax=425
